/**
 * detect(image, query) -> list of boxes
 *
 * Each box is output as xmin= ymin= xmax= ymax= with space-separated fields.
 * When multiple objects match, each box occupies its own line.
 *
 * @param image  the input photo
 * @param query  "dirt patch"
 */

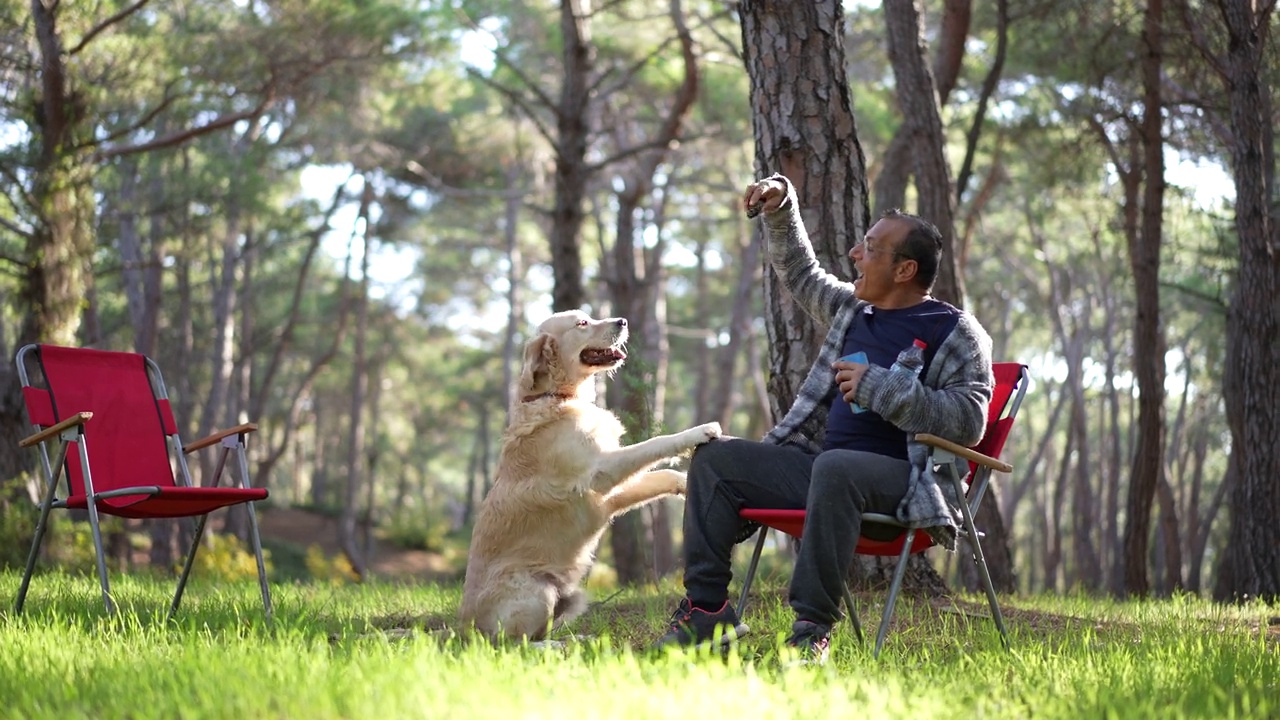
xmin=256 ymin=507 xmax=457 ymax=581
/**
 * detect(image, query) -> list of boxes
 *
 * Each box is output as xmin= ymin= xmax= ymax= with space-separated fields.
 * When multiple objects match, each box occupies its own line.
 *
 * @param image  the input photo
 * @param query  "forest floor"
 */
xmin=255 ymin=506 xmax=458 ymax=582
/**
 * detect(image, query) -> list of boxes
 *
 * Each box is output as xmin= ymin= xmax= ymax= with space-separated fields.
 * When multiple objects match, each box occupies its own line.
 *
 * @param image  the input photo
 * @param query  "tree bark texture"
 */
xmin=740 ymin=0 xmax=868 ymax=420
xmin=1216 ymin=0 xmax=1280 ymax=602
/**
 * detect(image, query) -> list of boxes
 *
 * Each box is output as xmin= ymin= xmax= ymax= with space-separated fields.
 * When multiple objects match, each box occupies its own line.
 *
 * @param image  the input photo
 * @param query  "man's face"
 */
xmin=850 ymin=217 xmax=910 ymax=304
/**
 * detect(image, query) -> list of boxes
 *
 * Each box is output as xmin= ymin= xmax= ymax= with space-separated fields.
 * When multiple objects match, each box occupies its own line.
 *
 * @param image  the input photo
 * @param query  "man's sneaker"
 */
xmin=653 ymin=598 xmax=749 ymax=649
xmin=782 ymin=619 xmax=831 ymax=667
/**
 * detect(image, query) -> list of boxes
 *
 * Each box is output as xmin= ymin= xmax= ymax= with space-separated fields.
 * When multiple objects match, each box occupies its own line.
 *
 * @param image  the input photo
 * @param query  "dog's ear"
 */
xmin=518 ymin=333 xmax=557 ymax=396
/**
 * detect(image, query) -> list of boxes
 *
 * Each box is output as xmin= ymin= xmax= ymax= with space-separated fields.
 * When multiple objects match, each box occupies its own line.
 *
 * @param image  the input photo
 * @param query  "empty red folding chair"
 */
xmin=736 ymin=362 xmax=1029 ymax=657
xmin=14 ymin=344 xmax=273 ymax=619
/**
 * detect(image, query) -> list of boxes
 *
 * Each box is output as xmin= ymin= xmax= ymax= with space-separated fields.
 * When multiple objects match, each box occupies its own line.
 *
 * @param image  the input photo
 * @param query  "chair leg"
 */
xmin=874 ymin=528 xmax=916 ymax=659
xmin=736 ymin=526 xmax=769 ymax=619
xmin=841 ymin=582 xmax=864 ymax=644
xmin=78 ymin=443 xmax=114 ymax=615
xmin=236 ymin=447 xmax=273 ymax=621
xmin=954 ymin=476 xmax=1009 ymax=649
xmin=16 ymin=445 xmax=70 ymax=614
xmin=169 ymin=514 xmax=210 ymax=622
xmin=244 ymin=501 xmax=273 ymax=621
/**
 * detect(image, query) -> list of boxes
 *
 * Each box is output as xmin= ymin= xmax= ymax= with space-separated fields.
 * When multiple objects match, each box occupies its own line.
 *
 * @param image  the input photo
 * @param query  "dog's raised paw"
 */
xmin=701 ymin=422 xmax=722 ymax=441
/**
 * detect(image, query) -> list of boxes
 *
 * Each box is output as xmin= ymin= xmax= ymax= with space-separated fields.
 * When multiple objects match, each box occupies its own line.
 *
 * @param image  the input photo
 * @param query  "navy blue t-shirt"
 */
xmin=823 ymin=299 xmax=962 ymax=458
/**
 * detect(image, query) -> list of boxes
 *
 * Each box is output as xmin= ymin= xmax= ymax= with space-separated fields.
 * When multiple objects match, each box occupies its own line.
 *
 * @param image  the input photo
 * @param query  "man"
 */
xmin=654 ymin=174 xmax=994 ymax=664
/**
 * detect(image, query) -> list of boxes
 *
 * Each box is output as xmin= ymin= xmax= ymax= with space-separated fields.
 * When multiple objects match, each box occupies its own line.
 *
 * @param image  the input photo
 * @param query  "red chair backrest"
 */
xmin=968 ymin=362 xmax=1026 ymax=476
xmin=22 ymin=345 xmax=179 ymax=499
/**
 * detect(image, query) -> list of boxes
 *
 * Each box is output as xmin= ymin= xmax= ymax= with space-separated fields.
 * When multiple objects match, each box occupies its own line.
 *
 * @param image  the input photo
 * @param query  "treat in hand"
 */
xmin=745 ymin=202 xmax=764 ymax=219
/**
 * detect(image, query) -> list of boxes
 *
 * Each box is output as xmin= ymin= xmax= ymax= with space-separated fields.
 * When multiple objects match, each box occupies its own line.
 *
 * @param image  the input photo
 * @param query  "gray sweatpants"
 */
xmin=682 ymin=437 xmax=911 ymax=627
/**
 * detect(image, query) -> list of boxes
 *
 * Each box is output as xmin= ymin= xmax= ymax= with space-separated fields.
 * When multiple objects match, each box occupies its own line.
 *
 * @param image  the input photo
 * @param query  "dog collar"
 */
xmin=521 ymin=392 xmax=574 ymax=403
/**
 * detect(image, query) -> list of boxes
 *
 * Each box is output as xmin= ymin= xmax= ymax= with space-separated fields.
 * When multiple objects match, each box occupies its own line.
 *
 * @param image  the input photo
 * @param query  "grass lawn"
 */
xmin=0 ymin=570 xmax=1275 ymax=719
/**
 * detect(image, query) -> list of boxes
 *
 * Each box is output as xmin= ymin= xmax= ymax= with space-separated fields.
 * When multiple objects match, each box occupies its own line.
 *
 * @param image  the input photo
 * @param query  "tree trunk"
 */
xmin=1215 ymin=0 xmax=1280 ymax=602
xmin=548 ymin=0 xmax=595 ymax=312
xmin=339 ymin=180 xmax=375 ymax=580
xmin=740 ymin=0 xmax=868 ymax=419
xmin=873 ymin=0 xmax=971 ymax=216
xmin=882 ymin=0 xmax=965 ymax=306
xmin=602 ymin=0 xmax=700 ymax=586
xmin=1121 ymin=0 xmax=1167 ymax=597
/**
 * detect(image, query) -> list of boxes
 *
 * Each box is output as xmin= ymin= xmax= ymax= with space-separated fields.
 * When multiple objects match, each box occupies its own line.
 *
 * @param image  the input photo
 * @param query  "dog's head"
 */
xmin=518 ymin=310 xmax=629 ymax=401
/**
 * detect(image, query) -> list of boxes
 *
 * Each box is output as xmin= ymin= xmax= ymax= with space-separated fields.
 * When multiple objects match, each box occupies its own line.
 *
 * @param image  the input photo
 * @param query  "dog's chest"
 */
xmin=567 ymin=407 xmax=625 ymax=450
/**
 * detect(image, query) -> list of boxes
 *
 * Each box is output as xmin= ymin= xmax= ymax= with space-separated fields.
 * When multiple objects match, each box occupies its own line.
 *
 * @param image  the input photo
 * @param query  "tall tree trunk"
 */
xmin=604 ymin=0 xmax=699 ymax=586
xmin=548 ymin=0 xmax=594 ymax=312
xmin=1215 ymin=0 xmax=1280 ymax=602
xmin=339 ymin=180 xmax=375 ymax=580
xmin=873 ymin=0 xmax=970 ymax=216
xmin=882 ymin=0 xmax=965 ymax=305
xmin=740 ymin=0 xmax=867 ymax=418
xmin=1121 ymin=0 xmax=1168 ymax=597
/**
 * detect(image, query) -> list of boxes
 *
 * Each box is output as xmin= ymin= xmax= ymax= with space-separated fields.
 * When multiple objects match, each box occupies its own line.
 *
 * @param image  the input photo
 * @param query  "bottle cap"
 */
xmin=913 ymin=339 xmax=927 ymax=349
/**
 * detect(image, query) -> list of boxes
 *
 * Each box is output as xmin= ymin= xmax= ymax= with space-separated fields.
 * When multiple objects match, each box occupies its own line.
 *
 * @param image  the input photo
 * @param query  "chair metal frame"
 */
xmin=13 ymin=344 xmax=273 ymax=621
xmin=735 ymin=363 xmax=1030 ymax=657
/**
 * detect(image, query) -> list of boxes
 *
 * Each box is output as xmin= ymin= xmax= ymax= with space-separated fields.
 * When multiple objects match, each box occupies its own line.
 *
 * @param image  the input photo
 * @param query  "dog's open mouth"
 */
xmin=580 ymin=347 xmax=626 ymax=366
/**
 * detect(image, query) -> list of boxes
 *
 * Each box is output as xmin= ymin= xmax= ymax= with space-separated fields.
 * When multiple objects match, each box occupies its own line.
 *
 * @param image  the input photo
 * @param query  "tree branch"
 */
xmin=92 ymin=90 xmax=276 ymax=161
xmin=465 ymin=68 xmax=557 ymax=148
xmin=955 ymin=0 xmax=1007 ymax=202
xmin=0 ymin=214 xmax=33 ymax=241
xmin=68 ymin=0 xmax=152 ymax=57
xmin=84 ymin=83 xmax=180 ymax=151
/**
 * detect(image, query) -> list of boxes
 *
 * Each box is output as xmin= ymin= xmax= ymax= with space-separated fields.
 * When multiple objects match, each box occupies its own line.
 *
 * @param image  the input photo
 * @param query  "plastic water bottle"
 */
xmin=891 ymin=339 xmax=928 ymax=378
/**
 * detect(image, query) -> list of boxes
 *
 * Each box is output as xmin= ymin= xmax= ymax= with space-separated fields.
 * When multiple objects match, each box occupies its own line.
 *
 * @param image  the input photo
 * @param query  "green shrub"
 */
xmin=186 ymin=532 xmax=273 ymax=583
xmin=304 ymin=545 xmax=359 ymax=585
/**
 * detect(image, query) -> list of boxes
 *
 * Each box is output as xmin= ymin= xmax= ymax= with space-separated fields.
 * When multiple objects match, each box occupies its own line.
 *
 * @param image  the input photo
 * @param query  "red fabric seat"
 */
xmin=63 ymin=486 xmax=269 ymax=519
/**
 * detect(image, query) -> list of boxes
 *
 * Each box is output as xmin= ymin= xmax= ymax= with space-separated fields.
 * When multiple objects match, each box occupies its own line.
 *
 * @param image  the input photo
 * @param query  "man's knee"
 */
xmin=809 ymin=453 xmax=864 ymax=506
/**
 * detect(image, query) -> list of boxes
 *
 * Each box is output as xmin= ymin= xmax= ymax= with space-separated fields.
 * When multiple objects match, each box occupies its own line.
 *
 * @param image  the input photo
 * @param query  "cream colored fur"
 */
xmin=459 ymin=310 xmax=721 ymax=642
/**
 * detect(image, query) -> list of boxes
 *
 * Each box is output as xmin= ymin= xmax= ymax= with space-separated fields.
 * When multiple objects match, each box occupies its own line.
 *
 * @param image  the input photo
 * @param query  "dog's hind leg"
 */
xmin=603 ymin=469 xmax=686 ymax=517
xmin=552 ymin=588 xmax=589 ymax=626
xmin=489 ymin=584 xmax=556 ymax=642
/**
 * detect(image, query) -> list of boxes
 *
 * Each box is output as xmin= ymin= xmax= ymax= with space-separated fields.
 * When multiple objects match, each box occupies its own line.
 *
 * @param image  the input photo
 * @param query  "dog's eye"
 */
xmin=576 ymin=319 xmax=589 ymax=328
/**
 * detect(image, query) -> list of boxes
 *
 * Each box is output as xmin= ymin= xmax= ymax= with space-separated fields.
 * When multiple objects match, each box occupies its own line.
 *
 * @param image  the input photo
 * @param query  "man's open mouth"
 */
xmin=581 ymin=347 xmax=626 ymax=366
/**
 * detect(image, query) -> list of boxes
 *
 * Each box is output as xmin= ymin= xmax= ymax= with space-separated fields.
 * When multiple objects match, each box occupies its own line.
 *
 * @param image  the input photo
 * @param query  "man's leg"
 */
xmin=788 ymin=449 xmax=911 ymax=627
xmin=682 ymin=438 xmax=814 ymax=608
xmin=655 ymin=438 xmax=814 ymax=648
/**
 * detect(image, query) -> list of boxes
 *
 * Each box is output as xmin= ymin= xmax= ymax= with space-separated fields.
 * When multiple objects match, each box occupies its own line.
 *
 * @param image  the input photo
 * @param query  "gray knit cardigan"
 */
xmin=756 ymin=174 xmax=994 ymax=549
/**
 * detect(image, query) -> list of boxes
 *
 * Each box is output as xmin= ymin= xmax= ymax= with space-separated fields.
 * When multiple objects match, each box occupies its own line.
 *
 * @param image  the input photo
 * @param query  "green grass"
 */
xmin=0 ymin=570 xmax=1275 ymax=719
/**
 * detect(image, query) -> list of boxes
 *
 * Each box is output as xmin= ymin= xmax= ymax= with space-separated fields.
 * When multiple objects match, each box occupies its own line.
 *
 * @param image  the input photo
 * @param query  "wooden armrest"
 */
xmin=184 ymin=423 xmax=259 ymax=454
xmin=20 ymin=412 xmax=92 ymax=448
xmin=914 ymin=433 xmax=1012 ymax=473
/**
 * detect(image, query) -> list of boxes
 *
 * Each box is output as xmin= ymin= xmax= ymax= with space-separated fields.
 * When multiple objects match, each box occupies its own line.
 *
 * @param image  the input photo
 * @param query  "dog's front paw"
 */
xmin=697 ymin=422 xmax=722 ymax=443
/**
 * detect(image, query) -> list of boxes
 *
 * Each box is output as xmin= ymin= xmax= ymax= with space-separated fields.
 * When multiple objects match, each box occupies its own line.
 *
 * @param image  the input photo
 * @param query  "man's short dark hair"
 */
xmin=881 ymin=208 xmax=944 ymax=292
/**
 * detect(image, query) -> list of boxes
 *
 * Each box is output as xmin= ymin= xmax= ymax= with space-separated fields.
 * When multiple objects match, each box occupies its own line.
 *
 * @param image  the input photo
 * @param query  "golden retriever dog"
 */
xmin=459 ymin=310 xmax=721 ymax=642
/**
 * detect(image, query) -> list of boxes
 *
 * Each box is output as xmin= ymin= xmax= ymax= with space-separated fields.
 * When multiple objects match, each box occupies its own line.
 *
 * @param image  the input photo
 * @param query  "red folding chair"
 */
xmin=735 ymin=362 xmax=1029 ymax=657
xmin=13 ymin=344 xmax=273 ymax=620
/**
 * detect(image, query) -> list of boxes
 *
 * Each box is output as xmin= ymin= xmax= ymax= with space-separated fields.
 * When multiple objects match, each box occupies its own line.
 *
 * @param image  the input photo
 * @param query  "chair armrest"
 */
xmin=20 ymin=412 xmax=93 ymax=448
xmin=184 ymin=423 xmax=259 ymax=454
xmin=914 ymin=433 xmax=1012 ymax=473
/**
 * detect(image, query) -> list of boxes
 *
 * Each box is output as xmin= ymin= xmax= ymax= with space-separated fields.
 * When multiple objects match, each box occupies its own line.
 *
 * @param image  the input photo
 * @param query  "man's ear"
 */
xmin=894 ymin=258 xmax=919 ymax=285
xmin=518 ymin=334 xmax=558 ymax=396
